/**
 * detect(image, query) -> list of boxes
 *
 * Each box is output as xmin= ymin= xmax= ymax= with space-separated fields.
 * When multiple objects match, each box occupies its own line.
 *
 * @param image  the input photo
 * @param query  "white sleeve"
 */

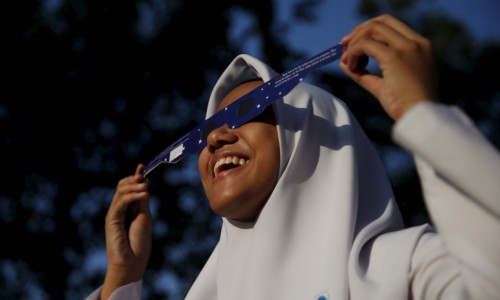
xmin=84 ymin=280 xmax=143 ymax=300
xmin=392 ymin=102 xmax=500 ymax=299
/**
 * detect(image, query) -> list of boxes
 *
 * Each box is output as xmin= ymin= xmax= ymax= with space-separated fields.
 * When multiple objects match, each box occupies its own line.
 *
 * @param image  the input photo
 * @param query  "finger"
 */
xmin=129 ymin=180 xmax=150 ymax=215
xmin=371 ymin=14 xmax=425 ymax=43
xmin=115 ymin=177 xmax=148 ymax=198
xmin=111 ymin=187 xmax=149 ymax=209
xmin=116 ymin=164 xmax=146 ymax=189
xmin=340 ymin=37 xmax=390 ymax=96
xmin=117 ymin=165 xmax=148 ymax=191
xmin=350 ymin=22 xmax=409 ymax=54
xmin=342 ymin=35 xmax=389 ymax=71
xmin=342 ymin=45 xmax=370 ymax=71
xmin=343 ymin=14 xmax=422 ymax=46
xmin=340 ymin=60 xmax=383 ymax=99
xmin=135 ymin=164 xmax=146 ymax=177
xmin=341 ymin=22 xmax=403 ymax=73
xmin=110 ymin=178 xmax=149 ymax=214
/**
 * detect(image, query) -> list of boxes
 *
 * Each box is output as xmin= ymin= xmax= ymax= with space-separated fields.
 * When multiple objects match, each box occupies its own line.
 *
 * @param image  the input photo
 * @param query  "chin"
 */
xmin=210 ymin=202 xmax=255 ymax=222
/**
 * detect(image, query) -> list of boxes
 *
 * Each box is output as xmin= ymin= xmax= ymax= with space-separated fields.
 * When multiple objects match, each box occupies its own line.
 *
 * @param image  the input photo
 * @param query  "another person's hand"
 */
xmin=340 ymin=14 xmax=438 ymax=120
xmin=101 ymin=164 xmax=152 ymax=300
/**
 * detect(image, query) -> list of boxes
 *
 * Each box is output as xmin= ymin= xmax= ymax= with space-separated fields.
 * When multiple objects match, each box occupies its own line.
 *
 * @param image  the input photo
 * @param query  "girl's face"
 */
xmin=198 ymin=80 xmax=280 ymax=222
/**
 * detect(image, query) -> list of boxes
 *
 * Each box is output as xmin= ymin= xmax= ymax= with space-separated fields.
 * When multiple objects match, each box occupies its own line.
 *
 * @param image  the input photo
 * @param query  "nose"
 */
xmin=206 ymin=124 xmax=238 ymax=152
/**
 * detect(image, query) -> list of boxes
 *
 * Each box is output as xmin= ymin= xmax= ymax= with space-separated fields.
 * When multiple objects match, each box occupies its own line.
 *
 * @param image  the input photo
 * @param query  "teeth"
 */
xmin=214 ymin=156 xmax=248 ymax=176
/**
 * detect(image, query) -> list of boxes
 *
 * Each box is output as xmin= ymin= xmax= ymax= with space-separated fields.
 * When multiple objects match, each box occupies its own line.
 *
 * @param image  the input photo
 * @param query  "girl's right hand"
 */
xmin=101 ymin=163 xmax=152 ymax=299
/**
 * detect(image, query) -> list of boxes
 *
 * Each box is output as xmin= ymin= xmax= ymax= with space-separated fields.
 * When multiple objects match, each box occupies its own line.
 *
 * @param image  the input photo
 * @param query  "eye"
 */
xmin=200 ymin=121 xmax=217 ymax=141
xmin=252 ymin=106 xmax=275 ymax=124
xmin=237 ymin=97 xmax=254 ymax=118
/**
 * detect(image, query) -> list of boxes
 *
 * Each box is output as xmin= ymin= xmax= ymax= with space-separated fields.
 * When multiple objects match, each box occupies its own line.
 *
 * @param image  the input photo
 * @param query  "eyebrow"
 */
xmin=143 ymin=43 xmax=345 ymax=177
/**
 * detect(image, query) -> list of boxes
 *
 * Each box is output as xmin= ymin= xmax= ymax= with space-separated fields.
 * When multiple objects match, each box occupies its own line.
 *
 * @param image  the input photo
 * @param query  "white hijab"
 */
xmin=186 ymin=54 xmax=426 ymax=300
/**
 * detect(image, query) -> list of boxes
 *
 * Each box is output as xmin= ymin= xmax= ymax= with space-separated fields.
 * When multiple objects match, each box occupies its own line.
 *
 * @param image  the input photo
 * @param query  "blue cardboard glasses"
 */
xmin=143 ymin=43 xmax=348 ymax=177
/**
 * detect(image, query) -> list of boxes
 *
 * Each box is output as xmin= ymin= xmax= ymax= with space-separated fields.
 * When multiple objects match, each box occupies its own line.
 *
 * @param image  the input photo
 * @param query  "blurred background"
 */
xmin=2 ymin=0 xmax=499 ymax=299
